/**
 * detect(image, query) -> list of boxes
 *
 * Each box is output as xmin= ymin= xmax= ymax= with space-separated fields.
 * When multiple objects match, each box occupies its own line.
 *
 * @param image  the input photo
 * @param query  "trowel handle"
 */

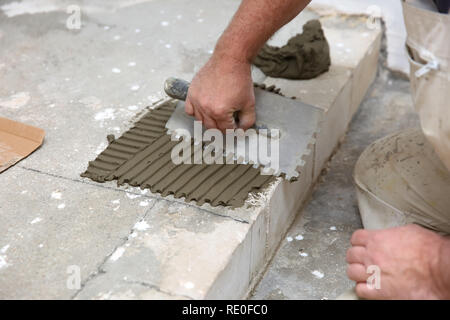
xmin=164 ymin=77 xmax=190 ymax=101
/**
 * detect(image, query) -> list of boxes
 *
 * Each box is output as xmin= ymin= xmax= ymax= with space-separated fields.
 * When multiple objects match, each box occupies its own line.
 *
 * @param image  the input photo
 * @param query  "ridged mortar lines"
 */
xmin=81 ymin=100 xmax=274 ymax=207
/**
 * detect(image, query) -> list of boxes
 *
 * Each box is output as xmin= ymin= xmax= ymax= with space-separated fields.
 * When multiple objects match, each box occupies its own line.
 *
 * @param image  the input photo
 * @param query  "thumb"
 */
xmin=237 ymin=106 xmax=256 ymax=130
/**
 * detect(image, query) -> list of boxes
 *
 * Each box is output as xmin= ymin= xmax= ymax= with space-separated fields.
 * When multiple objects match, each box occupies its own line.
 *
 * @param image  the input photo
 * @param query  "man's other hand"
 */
xmin=347 ymin=224 xmax=450 ymax=299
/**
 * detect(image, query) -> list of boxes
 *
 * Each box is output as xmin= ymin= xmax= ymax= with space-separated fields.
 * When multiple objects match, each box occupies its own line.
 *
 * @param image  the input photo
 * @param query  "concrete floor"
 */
xmin=251 ymin=66 xmax=420 ymax=300
xmin=0 ymin=0 xmax=419 ymax=299
xmin=0 ymin=0 xmax=247 ymax=299
xmin=0 ymin=0 xmax=241 ymax=180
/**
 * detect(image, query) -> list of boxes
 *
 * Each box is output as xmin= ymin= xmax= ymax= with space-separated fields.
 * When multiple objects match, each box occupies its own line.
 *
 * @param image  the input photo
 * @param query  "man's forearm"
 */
xmin=214 ymin=0 xmax=311 ymax=63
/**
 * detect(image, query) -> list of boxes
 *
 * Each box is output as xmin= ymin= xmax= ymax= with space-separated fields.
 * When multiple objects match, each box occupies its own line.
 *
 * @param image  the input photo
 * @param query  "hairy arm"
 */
xmin=186 ymin=0 xmax=311 ymax=131
xmin=216 ymin=0 xmax=311 ymax=64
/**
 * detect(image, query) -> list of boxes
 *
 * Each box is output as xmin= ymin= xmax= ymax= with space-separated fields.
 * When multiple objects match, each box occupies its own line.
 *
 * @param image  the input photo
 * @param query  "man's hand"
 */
xmin=346 ymin=224 xmax=450 ymax=299
xmin=185 ymin=55 xmax=255 ymax=131
xmin=182 ymin=0 xmax=311 ymax=131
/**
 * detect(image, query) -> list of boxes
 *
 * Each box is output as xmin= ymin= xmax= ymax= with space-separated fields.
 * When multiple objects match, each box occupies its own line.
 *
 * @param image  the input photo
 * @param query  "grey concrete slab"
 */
xmin=0 ymin=166 xmax=157 ymax=299
xmin=75 ymin=281 xmax=190 ymax=300
xmin=74 ymin=199 xmax=252 ymax=300
xmin=251 ymin=69 xmax=420 ymax=300
xmin=0 ymin=0 xmax=243 ymax=179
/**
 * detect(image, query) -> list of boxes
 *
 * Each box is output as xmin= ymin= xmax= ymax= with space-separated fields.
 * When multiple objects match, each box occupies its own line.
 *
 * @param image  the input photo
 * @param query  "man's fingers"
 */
xmin=193 ymin=104 xmax=218 ymax=129
xmin=351 ymin=229 xmax=370 ymax=246
xmin=186 ymin=99 xmax=254 ymax=132
xmin=201 ymin=113 xmax=219 ymax=130
xmin=355 ymin=282 xmax=380 ymax=300
xmin=217 ymin=114 xmax=237 ymax=132
xmin=206 ymin=106 xmax=236 ymax=132
xmin=185 ymin=98 xmax=194 ymax=116
xmin=346 ymin=246 xmax=366 ymax=264
xmin=347 ymin=263 xmax=368 ymax=283
xmin=237 ymin=107 xmax=256 ymax=130
xmin=193 ymin=105 xmax=204 ymax=123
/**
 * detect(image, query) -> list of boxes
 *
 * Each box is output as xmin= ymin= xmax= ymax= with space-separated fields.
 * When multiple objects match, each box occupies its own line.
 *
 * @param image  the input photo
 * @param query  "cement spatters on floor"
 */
xmin=0 ymin=0 xmax=242 ymax=180
xmin=0 ymin=166 xmax=156 ymax=299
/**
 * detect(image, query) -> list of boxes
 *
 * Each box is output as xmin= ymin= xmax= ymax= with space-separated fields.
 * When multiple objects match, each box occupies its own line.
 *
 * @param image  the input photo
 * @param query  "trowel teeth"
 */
xmin=202 ymin=144 xmax=210 ymax=153
xmin=295 ymin=165 xmax=305 ymax=175
xmin=260 ymin=166 xmax=275 ymax=176
xmin=223 ymin=150 xmax=234 ymax=161
xmin=272 ymin=169 xmax=282 ymax=177
xmin=236 ymin=155 xmax=246 ymax=164
xmin=170 ymin=131 xmax=181 ymax=141
xmin=225 ymin=152 xmax=235 ymax=164
xmin=297 ymin=158 xmax=306 ymax=167
xmin=170 ymin=128 xmax=190 ymax=140
xmin=286 ymin=171 xmax=300 ymax=180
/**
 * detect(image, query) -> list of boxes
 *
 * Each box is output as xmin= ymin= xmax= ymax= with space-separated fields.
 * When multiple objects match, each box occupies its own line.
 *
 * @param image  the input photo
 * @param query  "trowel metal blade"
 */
xmin=165 ymin=87 xmax=322 ymax=180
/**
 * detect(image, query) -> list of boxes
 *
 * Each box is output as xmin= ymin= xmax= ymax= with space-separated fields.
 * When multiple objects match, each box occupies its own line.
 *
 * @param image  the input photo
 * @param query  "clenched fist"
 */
xmin=185 ymin=54 xmax=256 ymax=132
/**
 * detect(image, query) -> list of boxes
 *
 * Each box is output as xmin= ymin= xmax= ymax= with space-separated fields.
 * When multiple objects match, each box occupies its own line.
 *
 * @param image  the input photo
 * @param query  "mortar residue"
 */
xmin=253 ymin=19 xmax=331 ymax=80
xmin=81 ymin=101 xmax=274 ymax=207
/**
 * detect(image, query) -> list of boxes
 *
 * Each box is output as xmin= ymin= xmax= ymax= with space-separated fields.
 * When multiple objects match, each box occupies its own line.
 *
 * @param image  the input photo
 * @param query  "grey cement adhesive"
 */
xmin=254 ymin=20 xmax=331 ymax=79
xmin=81 ymin=101 xmax=274 ymax=207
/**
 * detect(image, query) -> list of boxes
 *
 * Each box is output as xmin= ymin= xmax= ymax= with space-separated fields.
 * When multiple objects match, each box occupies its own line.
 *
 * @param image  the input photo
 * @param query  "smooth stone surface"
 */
xmin=0 ymin=166 xmax=155 ymax=299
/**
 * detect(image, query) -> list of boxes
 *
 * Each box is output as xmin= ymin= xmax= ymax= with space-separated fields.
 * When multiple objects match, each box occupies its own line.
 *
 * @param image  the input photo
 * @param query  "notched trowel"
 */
xmin=163 ymin=77 xmax=322 ymax=180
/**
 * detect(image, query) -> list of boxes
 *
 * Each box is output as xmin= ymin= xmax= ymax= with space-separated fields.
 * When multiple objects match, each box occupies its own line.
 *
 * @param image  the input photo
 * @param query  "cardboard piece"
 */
xmin=0 ymin=117 xmax=45 ymax=173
